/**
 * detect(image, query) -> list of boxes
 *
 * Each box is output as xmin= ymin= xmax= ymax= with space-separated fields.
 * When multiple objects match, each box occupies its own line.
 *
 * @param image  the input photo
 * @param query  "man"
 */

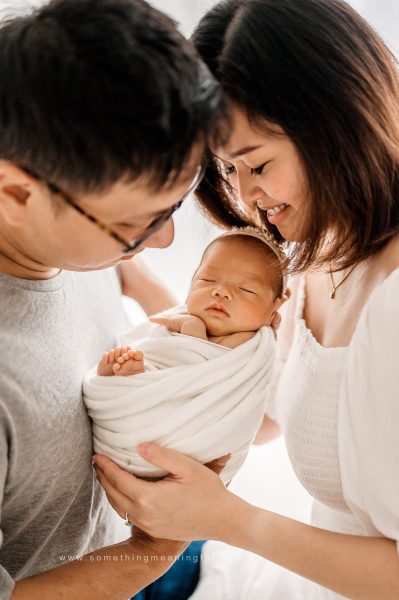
xmin=0 ymin=0 xmax=224 ymax=597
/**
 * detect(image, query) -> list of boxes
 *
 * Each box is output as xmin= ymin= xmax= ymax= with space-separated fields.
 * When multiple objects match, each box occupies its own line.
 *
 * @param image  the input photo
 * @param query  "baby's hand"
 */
xmin=150 ymin=314 xmax=207 ymax=340
xmin=97 ymin=346 xmax=145 ymax=377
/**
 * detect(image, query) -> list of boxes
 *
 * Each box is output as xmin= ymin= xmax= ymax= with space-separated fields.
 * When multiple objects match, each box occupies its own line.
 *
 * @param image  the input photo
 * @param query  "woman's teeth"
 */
xmin=266 ymin=203 xmax=287 ymax=216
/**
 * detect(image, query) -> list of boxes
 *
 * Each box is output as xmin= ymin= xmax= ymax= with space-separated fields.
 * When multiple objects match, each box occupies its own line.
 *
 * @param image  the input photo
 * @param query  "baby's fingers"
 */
xmin=150 ymin=316 xmax=177 ymax=332
xmin=150 ymin=316 xmax=168 ymax=326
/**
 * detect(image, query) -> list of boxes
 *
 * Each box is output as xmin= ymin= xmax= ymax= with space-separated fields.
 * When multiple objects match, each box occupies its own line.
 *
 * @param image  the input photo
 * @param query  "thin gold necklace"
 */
xmin=328 ymin=265 xmax=356 ymax=299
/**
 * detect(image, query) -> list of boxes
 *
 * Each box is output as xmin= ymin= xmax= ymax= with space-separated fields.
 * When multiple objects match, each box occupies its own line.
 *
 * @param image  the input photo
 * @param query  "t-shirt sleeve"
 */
xmin=0 ymin=403 xmax=15 ymax=599
xmin=338 ymin=268 xmax=399 ymax=556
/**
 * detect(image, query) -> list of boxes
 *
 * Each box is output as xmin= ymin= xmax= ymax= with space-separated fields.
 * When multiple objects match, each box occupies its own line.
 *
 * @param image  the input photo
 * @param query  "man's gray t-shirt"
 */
xmin=0 ymin=268 xmax=130 ymax=598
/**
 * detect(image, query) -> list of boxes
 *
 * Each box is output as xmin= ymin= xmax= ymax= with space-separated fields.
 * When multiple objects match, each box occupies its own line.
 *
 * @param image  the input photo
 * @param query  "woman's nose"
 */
xmin=143 ymin=218 xmax=174 ymax=250
xmin=236 ymin=171 xmax=263 ymax=211
xmin=212 ymin=286 xmax=231 ymax=300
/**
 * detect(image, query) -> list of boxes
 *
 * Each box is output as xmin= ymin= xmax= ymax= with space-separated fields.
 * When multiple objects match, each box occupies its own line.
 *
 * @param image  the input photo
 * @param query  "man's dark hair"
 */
xmin=193 ymin=0 xmax=399 ymax=273
xmin=0 ymin=0 xmax=224 ymax=194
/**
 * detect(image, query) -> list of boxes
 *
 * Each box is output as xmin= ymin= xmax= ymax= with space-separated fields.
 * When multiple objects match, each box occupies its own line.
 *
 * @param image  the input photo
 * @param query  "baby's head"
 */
xmin=187 ymin=228 xmax=289 ymax=337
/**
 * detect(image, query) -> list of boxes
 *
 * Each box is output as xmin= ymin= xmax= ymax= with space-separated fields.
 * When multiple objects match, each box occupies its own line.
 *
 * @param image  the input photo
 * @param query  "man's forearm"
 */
xmin=118 ymin=258 xmax=177 ymax=315
xmin=12 ymin=537 xmax=188 ymax=600
xmin=253 ymin=415 xmax=281 ymax=444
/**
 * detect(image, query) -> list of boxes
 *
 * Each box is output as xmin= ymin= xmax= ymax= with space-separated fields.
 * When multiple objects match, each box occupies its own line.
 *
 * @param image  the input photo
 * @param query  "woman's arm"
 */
xmin=235 ymin=501 xmax=399 ymax=600
xmin=118 ymin=256 xmax=177 ymax=315
xmin=94 ymin=446 xmax=399 ymax=600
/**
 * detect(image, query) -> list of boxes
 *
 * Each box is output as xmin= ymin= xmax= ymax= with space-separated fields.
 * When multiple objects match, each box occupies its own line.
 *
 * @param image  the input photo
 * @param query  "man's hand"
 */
xmin=150 ymin=314 xmax=208 ymax=340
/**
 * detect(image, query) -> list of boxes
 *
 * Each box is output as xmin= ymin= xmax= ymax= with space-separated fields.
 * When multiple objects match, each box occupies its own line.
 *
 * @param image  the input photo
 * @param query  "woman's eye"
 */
xmin=200 ymin=278 xmax=216 ymax=283
xmin=250 ymin=162 xmax=267 ymax=176
xmin=239 ymin=287 xmax=256 ymax=294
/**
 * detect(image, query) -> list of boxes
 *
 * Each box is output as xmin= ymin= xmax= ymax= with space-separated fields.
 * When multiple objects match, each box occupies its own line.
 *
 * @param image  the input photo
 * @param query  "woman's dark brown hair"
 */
xmin=192 ymin=0 xmax=399 ymax=272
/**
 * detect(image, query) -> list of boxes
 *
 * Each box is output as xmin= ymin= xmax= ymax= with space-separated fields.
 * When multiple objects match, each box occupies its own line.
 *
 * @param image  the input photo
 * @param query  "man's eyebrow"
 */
xmin=115 ymin=205 xmax=168 ymax=226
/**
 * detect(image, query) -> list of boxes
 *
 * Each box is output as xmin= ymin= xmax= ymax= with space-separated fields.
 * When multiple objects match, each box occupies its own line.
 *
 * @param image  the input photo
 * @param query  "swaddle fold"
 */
xmin=84 ymin=320 xmax=275 ymax=484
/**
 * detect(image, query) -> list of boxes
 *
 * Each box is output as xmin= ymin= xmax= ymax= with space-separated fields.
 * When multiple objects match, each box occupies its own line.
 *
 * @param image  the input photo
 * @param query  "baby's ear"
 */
xmin=275 ymin=287 xmax=291 ymax=309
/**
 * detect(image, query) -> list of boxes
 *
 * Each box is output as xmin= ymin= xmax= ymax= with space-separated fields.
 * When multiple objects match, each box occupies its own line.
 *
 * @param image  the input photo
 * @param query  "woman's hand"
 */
xmin=92 ymin=445 xmax=239 ymax=541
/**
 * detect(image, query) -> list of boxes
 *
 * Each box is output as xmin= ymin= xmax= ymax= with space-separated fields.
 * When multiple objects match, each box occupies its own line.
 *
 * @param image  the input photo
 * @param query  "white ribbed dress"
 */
xmin=190 ymin=268 xmax=399 ymax=600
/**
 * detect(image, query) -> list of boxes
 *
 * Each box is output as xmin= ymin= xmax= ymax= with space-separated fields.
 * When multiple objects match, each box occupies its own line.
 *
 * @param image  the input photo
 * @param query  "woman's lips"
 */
xmin=261 ymin=204 xmax=290 ymax=226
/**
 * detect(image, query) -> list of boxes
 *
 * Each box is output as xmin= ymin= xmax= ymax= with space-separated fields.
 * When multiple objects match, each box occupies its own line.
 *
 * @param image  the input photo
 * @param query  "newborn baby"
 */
xmin=84 ymin=227 xmax=288 ymax=483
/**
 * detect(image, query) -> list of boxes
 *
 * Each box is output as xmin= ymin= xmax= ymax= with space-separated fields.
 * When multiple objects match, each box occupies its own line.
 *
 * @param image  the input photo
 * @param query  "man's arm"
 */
xmin=118 ymin=257 xmax=177 ymax=315
xmin=12 ymin=535 xmax=187 ymax=600
xmin=254 ymin=415 xmax=281 ymax=444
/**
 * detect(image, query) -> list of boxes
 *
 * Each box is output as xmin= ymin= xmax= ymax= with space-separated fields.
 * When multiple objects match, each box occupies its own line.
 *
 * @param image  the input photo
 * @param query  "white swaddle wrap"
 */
xmin=84 ymin=320 xmax=275 ymax=484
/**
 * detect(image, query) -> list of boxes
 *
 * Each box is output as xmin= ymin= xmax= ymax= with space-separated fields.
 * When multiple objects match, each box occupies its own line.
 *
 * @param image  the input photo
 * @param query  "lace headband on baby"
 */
xmin=219 ymin=226 xmax=288 ymax=294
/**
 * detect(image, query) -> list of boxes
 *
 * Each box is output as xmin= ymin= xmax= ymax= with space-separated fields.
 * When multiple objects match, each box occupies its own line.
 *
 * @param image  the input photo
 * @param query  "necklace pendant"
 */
xmin=330 ymin=289 xmax=336 ymax=299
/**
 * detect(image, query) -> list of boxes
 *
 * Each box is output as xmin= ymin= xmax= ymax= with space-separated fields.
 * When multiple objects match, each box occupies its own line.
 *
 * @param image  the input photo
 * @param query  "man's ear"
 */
xmin=0 ymin=162 xmax=33 ymax=227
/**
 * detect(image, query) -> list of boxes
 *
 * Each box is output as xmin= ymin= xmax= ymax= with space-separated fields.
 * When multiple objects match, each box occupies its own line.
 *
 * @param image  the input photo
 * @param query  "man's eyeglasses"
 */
xmin=26 ymin=165 xmax=205 ymax=254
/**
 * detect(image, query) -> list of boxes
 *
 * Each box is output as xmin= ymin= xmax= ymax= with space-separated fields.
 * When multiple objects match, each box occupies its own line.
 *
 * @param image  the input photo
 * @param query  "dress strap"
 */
xmin=293 ymin=275 xmax=306 ymax=322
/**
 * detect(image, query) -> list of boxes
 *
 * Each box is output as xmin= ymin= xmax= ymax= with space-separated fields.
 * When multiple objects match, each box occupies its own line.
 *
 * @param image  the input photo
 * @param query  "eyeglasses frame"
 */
xmin=25 ymin=164 xmax=205 ymax=253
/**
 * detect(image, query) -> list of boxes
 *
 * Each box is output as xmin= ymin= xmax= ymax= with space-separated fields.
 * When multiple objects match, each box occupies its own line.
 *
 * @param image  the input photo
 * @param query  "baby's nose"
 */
xmin=212 ymin=286 xmax=231 ymax=300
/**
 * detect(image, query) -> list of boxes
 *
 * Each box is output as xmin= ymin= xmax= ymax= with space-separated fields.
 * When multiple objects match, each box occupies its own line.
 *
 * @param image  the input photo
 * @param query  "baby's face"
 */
xmin=187 ymin=238 xmax=281 ymax=337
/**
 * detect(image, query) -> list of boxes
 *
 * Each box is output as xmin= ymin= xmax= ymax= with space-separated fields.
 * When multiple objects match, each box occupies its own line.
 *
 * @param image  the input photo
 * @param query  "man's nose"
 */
xmin=143 ymin=218 xmax=174 ymax=249
xmin=211 ymin=285 xmax=231 ymax=300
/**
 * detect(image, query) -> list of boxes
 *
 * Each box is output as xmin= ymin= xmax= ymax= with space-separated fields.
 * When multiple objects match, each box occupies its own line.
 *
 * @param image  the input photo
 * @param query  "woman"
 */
xmin=93 ymin=0 xmax=399 ymax=597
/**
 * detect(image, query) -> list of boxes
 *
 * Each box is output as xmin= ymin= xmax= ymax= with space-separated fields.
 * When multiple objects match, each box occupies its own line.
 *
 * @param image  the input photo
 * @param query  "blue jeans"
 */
xmin=131 ymin=541 xmax=205 ymax=600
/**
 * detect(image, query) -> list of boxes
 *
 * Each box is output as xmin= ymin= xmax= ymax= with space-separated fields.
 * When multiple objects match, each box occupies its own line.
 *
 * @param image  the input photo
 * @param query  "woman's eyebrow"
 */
xmin=229 ymin=144 xmax=263 ymax=158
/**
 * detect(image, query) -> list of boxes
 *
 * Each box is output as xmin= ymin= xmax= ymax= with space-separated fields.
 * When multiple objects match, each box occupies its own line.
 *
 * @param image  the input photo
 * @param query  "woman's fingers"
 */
xmin=94 ymin=447 xmax=233 ymax=541
xmin=92 ymin=454 xmax=147 ymax=495
xmin=95 ymin=467 xmax=131 ymax=518
xmin=138 ymin=443 xmax=198 ymax=479
xmin=94 ymin=465 xmax=133 ymax=521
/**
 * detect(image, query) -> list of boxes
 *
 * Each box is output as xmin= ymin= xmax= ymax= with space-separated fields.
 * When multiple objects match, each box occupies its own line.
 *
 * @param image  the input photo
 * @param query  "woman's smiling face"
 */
xmin=215 ymin=105 xmax=309 ymax=242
